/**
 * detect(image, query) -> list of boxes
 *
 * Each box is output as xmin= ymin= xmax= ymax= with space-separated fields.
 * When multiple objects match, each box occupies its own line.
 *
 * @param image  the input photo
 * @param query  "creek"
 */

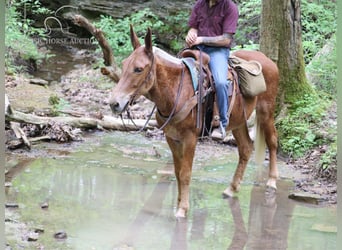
xmin=5 ymin=131 xmax=337 ymax=249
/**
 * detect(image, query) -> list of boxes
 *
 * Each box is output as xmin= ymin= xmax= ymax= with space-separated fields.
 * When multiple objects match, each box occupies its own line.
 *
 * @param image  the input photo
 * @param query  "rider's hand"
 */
xmin=186 ymin=28 xmax=198 ymax=47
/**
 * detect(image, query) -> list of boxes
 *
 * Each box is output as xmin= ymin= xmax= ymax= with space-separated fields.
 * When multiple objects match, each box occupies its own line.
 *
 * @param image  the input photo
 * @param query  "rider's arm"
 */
xmin=197 ymin=33 xmax=233 ymax=47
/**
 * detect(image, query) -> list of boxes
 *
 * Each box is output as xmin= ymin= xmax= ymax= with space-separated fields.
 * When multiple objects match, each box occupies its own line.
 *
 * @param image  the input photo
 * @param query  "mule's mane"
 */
xmin=153 ymin=47 xmax=182 ymax=65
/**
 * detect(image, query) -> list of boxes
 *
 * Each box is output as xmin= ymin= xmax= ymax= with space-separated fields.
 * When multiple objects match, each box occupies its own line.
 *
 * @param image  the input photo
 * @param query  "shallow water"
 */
xmin=5 ymin=131 xmax=337 ymax=249
xmin=32 ymin=43 xmax=95 ymax=82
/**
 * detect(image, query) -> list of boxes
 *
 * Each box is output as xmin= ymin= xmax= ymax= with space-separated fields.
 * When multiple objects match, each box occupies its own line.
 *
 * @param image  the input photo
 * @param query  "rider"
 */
xmin=185 ymin=0 xmax=239 ymax=139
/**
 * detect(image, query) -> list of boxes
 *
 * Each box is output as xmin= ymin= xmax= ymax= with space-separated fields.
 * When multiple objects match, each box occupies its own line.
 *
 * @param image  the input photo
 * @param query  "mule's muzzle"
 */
xmin=109 ymin=97 xmax=129 ymax=114
xmin=109 ymin=101 xmax=121 ymax=113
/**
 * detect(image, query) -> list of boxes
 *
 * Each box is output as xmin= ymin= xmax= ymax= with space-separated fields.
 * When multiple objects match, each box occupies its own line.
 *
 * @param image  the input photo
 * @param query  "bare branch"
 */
xmin=73 ymin=14 xmax=121 ymax=82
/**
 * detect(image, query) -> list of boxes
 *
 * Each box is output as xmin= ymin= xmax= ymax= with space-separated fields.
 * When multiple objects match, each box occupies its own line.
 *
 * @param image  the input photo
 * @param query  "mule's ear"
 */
xmin=130 ymin=24 xmax=141 ymax=50
xmin=144 ymin=28 xmax=153 ymax=57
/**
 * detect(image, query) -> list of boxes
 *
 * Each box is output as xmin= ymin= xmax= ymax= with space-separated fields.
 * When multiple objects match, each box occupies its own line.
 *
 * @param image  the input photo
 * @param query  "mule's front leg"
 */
xmin=223 ymin=125 xmax=254 ymax=197
xmin=166 ymin=134 xmax=196 ymax=218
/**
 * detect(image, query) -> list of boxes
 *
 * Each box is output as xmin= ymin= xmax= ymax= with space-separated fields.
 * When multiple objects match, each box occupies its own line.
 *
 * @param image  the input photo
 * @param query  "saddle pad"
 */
xmin=182 ymin=57 xmax=199 ymax=91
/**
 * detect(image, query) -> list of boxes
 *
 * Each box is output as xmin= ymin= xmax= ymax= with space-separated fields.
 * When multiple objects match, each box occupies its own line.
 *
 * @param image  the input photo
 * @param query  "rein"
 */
xmin=121 ymin=55 xmax=188 ymax=132
xmin=120 ymin=50 xmax=208 ymax=132
xmin=156 ymin=64 xmax=186 ymax=130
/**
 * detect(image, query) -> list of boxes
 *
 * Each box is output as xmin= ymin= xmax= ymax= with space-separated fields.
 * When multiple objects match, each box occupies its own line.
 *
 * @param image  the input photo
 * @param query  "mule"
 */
xmin=109 ymin=26 xmax=279 ymax=218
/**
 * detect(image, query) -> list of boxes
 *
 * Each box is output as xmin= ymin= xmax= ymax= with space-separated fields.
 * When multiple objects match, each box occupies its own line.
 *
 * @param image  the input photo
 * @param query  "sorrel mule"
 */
xmin=109 ymin=26 xmax=279 ymax=218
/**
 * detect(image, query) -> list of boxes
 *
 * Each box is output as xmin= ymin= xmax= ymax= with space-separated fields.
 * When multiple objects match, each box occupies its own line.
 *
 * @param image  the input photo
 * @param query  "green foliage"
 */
xmin=233 ymin=0 xmax=261 ymax=49
xmin=301 ymin=0 xmax=336 ymax=64
xmin=305 ymin=35 xmax=336 ymax=98
xmin=157 ymin=10 xmax=190 ymax=52
xmin=320 ymin=142 xmax=337 ymax=170
xmin=276 ymin=93 xmax=329 ymax=158
xmin=93 ymin=8 xmax=164 ymax=64
xmin=278 ymin=32 xmax=336 ymax=160
xmin=48 ymin=94 xmax=70 ymax=115
xmin=5 ymin=0 xmax=51 ymax=73
xmin=234 ymin=0 xmax=336 ymax=62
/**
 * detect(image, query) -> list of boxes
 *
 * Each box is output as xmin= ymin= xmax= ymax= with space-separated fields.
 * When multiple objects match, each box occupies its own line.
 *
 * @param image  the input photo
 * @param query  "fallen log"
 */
xmin=10 ymin=122 xmax=31 ymax=149
xmin=5 ymin=110 xmax=158 ymax=131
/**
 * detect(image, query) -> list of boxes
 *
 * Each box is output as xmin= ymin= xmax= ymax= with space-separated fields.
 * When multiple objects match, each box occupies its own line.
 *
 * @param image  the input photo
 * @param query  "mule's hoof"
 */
xmin=266 ymin=179 xmax=277 ymax=190
xmin=222 ymin=186 xmax=235 ymax=198
xmin=175 ymin=208 xmax=186 ymax=218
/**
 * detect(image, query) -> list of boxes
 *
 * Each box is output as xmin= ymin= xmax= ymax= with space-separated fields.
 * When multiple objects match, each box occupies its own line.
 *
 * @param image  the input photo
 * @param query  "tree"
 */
xmin=260 ymin=0 xmax=315 ymax=108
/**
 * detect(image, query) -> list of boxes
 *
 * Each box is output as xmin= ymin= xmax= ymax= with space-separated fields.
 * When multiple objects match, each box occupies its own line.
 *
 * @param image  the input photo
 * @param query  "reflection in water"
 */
xmin=171 ymin=218 xmax=188 ymax=250
xmin=226 ymin=181 xmax=295 ymax=250
xmin=5 ymin=133 xmax=337 ymax=249
xmin=120 ymin=176 xmax=172 ymax=247
xmin=227 ymin=197 xmax=248 ymax=250
xmin=245 ymin=182 xmax=294 ymax=250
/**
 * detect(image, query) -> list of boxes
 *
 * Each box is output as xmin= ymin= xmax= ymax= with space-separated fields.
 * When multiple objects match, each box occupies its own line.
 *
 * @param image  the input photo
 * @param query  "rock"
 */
xmin=5 ymin=203 xmax=19 ymax=208
xmin=6 ymin=75 xmax=55 ymax=114
xmin=311 ymin=223 xmax=337 ymax=233
xmin=40 ymin=202 xmax=49 ymax=209
xmin=54 ymin=230 xmax=67 ymax=239
xmin=288 ymin=192 xmax=327 ymax=205
xmin=152 ymin=146 xmax=161 ymax=158
xmin=33 ymin=227 xmax=45 ymax=234
xmin=69 ymin=0 xmax=193 ymax=19
xmin=29 ymin=78 xmax=49 ymax=86
xmin=5 ymin=94 xmax=13 ymax=115
xmin=5 ymin=182 xmax=12 ymax=187
xmin=27 ymin=232 xmax=39 ymax=241
xmin=6 ymin=139 xmax=24 ymax=150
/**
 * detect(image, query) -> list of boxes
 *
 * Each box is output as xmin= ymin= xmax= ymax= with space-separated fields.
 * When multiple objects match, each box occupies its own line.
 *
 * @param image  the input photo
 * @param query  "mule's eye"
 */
xmin=134 ymin=67 xmax=143 ymax=73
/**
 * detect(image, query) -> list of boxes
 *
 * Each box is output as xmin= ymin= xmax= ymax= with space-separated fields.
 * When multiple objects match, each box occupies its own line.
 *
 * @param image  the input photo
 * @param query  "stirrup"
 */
xmin=211 ymin=121 xmax=226 ymax=140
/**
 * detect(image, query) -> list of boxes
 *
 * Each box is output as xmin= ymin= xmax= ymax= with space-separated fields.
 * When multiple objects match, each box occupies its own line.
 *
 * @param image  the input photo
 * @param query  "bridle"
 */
xmin=118 ymin=54 xmax=155 ymax=130
xmin=127 ymin=54 xmax=155 ymax=108
xmin=120 ymin=53 xmax=187 ymax=132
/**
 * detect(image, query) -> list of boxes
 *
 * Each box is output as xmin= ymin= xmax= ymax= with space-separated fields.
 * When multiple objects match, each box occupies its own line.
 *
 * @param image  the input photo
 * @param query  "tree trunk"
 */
xmin=260 ymin=0 xmax=314 ymax=108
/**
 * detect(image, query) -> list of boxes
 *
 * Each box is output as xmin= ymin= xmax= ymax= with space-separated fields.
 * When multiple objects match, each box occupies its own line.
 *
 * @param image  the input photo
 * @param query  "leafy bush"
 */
xmin=305 ymin=35 xmax=336 ymax=98
xmin=320 ymin=142 xmax=337 ymax=170
xmin=276 ymin=93 xmax=330 ymax=158
xmin=301 ymin=0 xmax=336 ymax=64
xmin=93 ymin=8 xmax=164 ymax=64
xmin=234 ymin=0 xmax=336 ymax=61
xmin=157 ymin=10 xmax=190 ymax=52
xmin=5 ymin=0 xmax=51 ymax=73
xmin=233 ymin=0 xmax=261 ymax=49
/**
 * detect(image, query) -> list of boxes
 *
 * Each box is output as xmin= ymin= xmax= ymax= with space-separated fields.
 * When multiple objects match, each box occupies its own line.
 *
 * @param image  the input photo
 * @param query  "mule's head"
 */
xmin=109 ymin=25 xmax=155 ymax=114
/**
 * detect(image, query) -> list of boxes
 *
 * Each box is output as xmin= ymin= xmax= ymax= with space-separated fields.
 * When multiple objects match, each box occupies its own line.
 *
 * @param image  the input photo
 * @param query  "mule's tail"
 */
xmin=254 ymin=114 xmax=266 ymax=165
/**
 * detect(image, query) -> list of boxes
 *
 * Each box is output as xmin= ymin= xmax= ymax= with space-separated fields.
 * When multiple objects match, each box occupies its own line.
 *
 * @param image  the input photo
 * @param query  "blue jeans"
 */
xmin=199 ymin=45 xmax=230 ymax=128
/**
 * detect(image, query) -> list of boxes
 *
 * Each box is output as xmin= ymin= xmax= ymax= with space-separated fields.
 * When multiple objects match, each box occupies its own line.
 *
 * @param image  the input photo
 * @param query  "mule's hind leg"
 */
xmin=223 ymin=123 xmax=254 ymax=197
xmin=256 ymin=110 xmax=279 ymax=190
xmin=166 ymin=133 xmax=197 ymax=218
